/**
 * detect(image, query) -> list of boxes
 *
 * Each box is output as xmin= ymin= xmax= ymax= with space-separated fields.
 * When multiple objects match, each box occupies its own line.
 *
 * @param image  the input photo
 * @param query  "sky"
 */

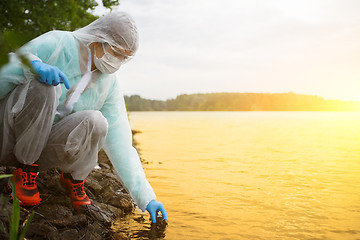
xmin=93 ymin=0 xmax=360 ymax=101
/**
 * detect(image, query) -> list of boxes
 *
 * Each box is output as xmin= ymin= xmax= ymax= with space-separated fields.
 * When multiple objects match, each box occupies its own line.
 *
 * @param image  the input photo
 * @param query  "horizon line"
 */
xmin=124 ymin=92 xmax=360 ymax=103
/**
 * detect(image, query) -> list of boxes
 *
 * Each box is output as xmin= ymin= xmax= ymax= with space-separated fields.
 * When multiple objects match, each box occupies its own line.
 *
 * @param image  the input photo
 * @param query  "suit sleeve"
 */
xmin=100 ymin=78 xmax=156 ymax=211
xmin=0 ymin=31 xmax=60 ymax=100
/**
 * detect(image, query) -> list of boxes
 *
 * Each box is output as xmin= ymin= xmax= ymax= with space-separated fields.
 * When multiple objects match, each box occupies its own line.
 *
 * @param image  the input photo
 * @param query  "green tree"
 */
xmin=124 ymin=93 xmax=360 ymax=112
xmin=0 ymin=0 xmax=120 ymax=66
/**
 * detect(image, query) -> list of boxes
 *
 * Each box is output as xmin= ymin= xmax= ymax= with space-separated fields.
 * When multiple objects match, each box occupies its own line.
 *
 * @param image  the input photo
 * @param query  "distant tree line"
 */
xmin=124 ymin=93 xmax=360 ymax=111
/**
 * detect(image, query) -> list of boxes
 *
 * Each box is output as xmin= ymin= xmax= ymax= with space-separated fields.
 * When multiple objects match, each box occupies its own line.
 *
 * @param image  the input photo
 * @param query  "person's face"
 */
xmin=95 ymin=42 xmax=133 ymax=62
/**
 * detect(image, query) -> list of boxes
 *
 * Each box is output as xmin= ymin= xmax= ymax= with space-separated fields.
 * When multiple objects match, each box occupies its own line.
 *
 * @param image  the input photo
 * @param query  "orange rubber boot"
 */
xmin=9 ymin=164 xmax=41 ymax=206
xmin=60 ymin=172 xmax=91 ymax=209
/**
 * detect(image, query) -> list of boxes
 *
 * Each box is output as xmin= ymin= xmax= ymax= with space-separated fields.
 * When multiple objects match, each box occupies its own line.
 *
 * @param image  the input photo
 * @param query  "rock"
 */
xmin=36 ymin=169 xmax=62 ymax=195
xmin=100 ymin=184 xmax=116 ymax=202
xmin=0 ymin=222 xmax=8 ymax=239
xmin=85 ymin=177 xmax=103 ymax=195
xmin=75 ymin=203 xmax=112 ymax=225
xmin=50 ymin=214 xmax=88 ymax=228
xmin=93 ymin=201 xmax=124 ymax=218
xmin=104 ymin=172 xmax=120 ymax=180
xmin=0 ymin=144 xmax=154 ymax=239
xmin=98 ymin=162 xmax=111 ymax=170
xmin=26 ymin=222 xmax=59 ymax=240
xmin=60 ymin=229 xmax=78 ymax=240
xmin=79 ymin=222 xmax=107 ymax=240
xmin=86 ymin=171 xmax=104 ymax=183
xmin=34 ymin=204 xmax=72 ymax=220
xmin=107 ymin=196 xmax=133 ymax=213
xmin=76 ymin=200 xmax=124 ymax=225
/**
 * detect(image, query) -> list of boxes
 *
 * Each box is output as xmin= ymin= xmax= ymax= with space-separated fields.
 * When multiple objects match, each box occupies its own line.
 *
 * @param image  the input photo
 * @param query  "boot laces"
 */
xmin=21 ymin=171 xmax=37 ymax=187
xmin=72 ymin=183 xmax=85 ymax=197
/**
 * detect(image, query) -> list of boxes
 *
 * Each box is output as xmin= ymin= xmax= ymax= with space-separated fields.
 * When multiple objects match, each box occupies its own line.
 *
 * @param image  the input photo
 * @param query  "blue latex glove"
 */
xmin=31 ymin=60 xmax=70 ymax=89
xmin=146 ymin=200 xmax=168 ymax=223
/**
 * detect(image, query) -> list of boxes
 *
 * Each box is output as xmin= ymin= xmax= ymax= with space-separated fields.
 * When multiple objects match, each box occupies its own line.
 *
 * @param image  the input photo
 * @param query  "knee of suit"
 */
xmin=27 ymin=79 xmax=61 ymax=108
xmin=82 ymin=110 xmax=108 ymax=139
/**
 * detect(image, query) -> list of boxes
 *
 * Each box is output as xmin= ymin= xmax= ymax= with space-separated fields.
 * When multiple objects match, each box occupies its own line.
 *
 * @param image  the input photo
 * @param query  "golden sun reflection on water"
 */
xmin=129 ymin=111 xmax=360 ymax=240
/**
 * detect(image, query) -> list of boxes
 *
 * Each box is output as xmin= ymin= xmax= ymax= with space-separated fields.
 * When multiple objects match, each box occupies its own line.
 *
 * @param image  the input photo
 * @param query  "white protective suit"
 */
xmin=0 ymin=12 xmax=156 ymax=211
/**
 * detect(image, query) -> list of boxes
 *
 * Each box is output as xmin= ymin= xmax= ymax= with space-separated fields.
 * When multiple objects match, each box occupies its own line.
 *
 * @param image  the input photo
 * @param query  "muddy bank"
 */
xmin=0 ymin=131 xmax=167 ymax=240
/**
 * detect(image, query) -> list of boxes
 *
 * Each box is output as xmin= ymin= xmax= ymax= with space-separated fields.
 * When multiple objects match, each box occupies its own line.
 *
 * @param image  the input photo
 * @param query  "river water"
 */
xmin=122 ymin=111 xmax=360 ymax=239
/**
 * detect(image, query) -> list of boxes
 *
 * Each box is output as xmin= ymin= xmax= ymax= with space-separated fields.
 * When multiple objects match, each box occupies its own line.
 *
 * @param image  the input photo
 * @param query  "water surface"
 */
xmin=125 ymin=111 xmax=360 ymax=239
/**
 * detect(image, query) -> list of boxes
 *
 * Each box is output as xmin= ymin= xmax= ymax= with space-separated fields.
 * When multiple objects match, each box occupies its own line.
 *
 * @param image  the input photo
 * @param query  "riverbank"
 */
xmin=0 ymin=149 xmax=133 ymax=239
xmin=0 ymin=131 xmax=166 ymax=240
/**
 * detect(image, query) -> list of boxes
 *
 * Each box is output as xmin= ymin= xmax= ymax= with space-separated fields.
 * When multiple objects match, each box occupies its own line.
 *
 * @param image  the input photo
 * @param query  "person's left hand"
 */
xmin=146 ymin=199 xmax=168 ymax=223
xmin=31 ymin=60 xmax=70 ymax=89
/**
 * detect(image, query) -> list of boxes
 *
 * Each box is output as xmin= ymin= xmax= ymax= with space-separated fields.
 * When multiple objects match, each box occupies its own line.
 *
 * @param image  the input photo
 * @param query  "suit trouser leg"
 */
xmin=38 ymin=110 xmax=108 ymax=180
xmin=0 ymin=79 xmax=60 ymax=166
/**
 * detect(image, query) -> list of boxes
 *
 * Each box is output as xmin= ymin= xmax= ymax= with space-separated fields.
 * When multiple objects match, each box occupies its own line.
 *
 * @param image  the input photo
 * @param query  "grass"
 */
xmin=0 ymin=174 xmax=35 ymax=240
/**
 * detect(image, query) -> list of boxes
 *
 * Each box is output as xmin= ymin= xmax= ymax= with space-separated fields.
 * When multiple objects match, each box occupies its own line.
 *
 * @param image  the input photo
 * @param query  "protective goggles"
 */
xmin=103 ymin=42 xmax=133 ymax=63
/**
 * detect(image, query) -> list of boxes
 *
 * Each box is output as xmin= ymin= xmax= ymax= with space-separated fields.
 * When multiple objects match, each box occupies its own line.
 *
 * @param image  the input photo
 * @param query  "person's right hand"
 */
xmin=146 ymin=200 xmax=168 ymax=223
xmin=31 ymin=60 xmax=70 ymax=89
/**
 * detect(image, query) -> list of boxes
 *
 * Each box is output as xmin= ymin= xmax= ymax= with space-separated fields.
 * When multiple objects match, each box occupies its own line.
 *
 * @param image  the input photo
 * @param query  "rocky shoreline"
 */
xmin=0 ymin=131 xmax=167 ymax=239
